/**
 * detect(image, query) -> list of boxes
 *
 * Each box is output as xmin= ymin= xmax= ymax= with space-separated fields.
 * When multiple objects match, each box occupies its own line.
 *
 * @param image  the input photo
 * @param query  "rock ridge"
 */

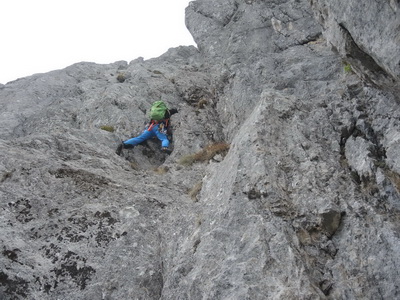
xmin=0 ymin=0 xmax=399 ymax=299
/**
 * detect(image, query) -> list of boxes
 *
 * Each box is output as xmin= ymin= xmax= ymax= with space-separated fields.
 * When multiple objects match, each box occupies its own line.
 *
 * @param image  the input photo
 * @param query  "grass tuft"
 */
xmin=153 ymin=166 xmax=169 ymax=175
xmin=178 ymin=142 xmax=230 ymax=166
xmin=188 ymin=181 xmax=203 ymax=201
xmin=116 ymin=73 xmax=126 ymax=83
xmin=100 ymin=125 xmax=115 ymax=133
xmin=343 ymin=62 xmax=353 ymax=73
xmin=130 ymin=161 xmax=139 ymax=170
xmin=197 ymin=98 xmax=208 ymax=109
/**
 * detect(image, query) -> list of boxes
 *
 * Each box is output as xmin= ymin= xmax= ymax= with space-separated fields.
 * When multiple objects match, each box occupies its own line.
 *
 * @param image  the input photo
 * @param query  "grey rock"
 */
xmin=1 ymin=0 xmax=399 ymax=299
xmin=309 ymin=0 xmax=400 ymax=96
xmin=345 ymin=136 xmax=375 ymax=178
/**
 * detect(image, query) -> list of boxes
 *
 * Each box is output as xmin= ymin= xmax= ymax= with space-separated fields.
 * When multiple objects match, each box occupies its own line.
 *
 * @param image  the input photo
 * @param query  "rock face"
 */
xmin=0 ymin=0 xmax=399 ymax=299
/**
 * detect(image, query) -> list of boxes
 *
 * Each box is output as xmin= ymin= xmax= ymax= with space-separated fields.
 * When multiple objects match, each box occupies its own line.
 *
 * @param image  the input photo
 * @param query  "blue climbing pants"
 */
xmin=123 ymin=123 xmax=169 ymax=148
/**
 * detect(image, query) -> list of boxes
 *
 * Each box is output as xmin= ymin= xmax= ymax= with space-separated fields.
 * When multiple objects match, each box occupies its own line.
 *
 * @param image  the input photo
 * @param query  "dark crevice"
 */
xmin=0 ymin=271 xmax=29 ymax=298
xmin=298 ymin=32 xmax=323 ymax=45
xmin=338 ymin=114 xmax=400 ymax=219
xmin=338 ymin=23 xmax=399 ymax=99
xmin=339 ymin=116 xmax=386 ymax=165
xmin=339 ymin=23 xmax=387 ymax=76
xmin=319 ymin=279 xmax=333 ymax=296
xmin=223 ymin=2 xmax=240 ymax=27
xmin=339 ymin=118 xmax=356 ymax=158
xmin=192 ymin=2 xmax=240 ymax=28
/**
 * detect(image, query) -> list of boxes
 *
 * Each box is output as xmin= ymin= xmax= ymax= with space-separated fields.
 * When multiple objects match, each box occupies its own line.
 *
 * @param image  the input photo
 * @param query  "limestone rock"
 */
xmin=1 ymin=0 xmax=399 ymax=299
xmin=309 ymin=0 xmax=400 ymax=96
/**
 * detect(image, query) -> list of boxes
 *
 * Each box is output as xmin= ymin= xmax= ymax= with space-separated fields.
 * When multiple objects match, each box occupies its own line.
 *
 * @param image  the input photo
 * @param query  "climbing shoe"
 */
xmin=161 ymin=147 xmax=172 ymax=155
xmin=116 ymin=143 xmax=123 ymax=156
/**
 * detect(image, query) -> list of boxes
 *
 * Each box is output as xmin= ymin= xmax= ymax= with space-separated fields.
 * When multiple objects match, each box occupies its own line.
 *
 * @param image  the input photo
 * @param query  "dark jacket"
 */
xmin=164 ymin=108 xmax=178 ymax=119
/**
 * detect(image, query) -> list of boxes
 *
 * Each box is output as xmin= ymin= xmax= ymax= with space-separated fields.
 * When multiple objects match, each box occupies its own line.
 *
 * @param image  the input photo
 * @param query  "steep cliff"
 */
xmin=0 ymin=0 xmax=399 ymax=299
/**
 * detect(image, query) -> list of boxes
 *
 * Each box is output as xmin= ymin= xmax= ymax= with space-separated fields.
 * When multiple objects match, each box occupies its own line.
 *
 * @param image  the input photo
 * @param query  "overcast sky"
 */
xmin=0 ymin=0 xmax=196 ymax=84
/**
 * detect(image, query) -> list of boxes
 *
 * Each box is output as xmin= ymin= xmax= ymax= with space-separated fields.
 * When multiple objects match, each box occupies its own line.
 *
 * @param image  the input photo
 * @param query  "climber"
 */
xmin=116 ymin=101 xmax=178 ymax=156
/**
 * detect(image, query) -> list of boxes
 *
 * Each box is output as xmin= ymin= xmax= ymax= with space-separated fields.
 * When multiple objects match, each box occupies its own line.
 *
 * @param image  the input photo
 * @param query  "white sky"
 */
xmin=0 ymin=0 xmax=196 ymax=84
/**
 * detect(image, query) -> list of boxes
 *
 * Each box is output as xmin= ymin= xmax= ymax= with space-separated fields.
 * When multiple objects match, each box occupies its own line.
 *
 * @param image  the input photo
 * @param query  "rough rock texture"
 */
xmin=1 ymin=0 xmax=399 ymax=299
xmin=309 ymin=0 xmax=400 ymax=96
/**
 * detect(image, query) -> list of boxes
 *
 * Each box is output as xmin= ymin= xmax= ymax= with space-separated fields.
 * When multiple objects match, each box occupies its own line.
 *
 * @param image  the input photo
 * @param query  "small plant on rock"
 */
xmin=178 ymin=142 xmax=230 ymax=166
xmin=343 ymin=62 xmax=353 ymax=73
xmin=188 ymin=181 xmax=203 ymax=201
xmin=130 ymin=161 xmax=139 ymax=170
xmin=116 ymin=73 xmax=126 ymax=83
xmin=197 ymin=98 xmax=208 ymax=109
xmin=100 ymin=125 xmax=115 ymax=133
xmin=153 ymin=166 xmax=169 ymax=175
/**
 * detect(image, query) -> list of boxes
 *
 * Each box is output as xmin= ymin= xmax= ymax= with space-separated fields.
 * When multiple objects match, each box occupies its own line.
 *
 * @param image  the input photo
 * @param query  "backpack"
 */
xmin=149 ymin=101 xmax=168 ymax=121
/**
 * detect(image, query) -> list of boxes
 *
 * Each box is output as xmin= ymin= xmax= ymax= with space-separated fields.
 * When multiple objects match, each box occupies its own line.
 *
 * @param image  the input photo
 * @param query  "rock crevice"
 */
xmin=1 ymin=0 xmax=399 ymax=299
